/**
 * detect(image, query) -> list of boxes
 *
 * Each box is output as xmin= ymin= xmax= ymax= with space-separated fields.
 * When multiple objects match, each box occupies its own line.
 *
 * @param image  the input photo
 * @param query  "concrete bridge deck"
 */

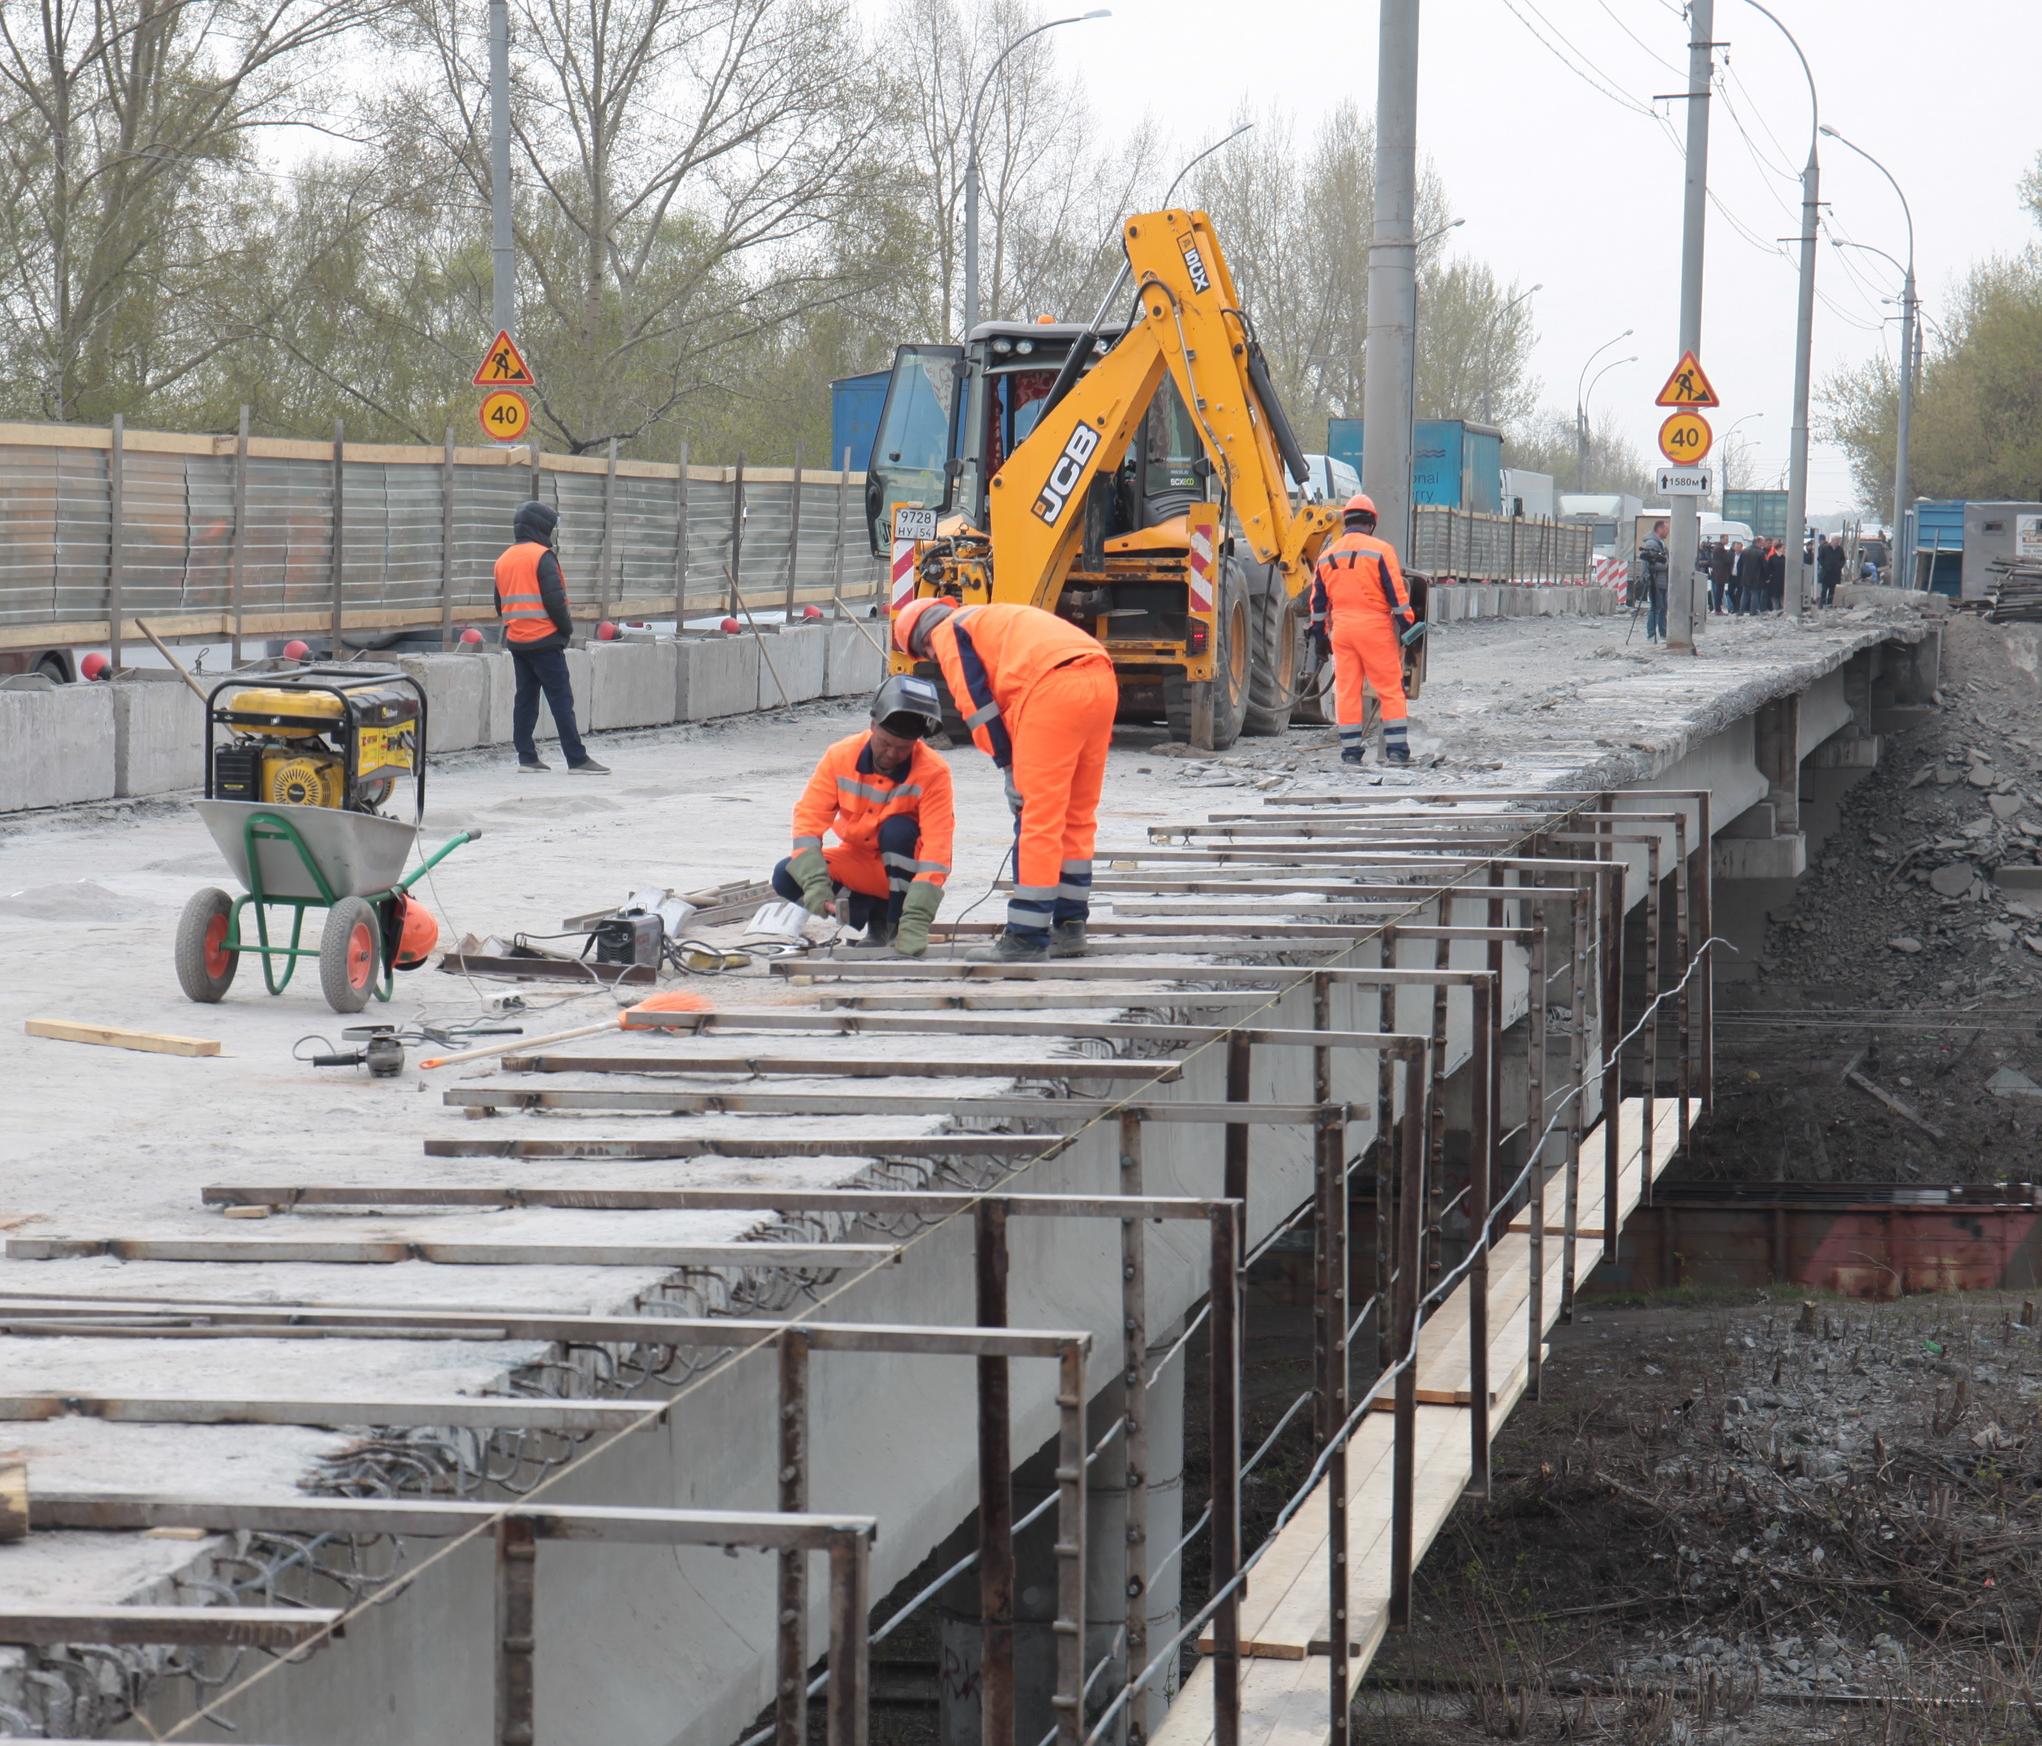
xmin=0 ymin=602 xmax=1940 ymax=1744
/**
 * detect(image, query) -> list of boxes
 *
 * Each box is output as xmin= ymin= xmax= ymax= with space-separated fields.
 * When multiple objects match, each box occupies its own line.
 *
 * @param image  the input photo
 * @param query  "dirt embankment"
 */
xmin=1690 ymin=612 xmax=2042 ymax=1184
xmin=1360 ymin=1292 xmax=2042 ymax=1745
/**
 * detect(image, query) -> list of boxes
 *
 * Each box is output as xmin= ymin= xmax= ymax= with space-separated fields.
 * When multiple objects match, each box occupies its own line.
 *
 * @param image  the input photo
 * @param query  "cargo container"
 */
xmin=1906 ymin=500 xmax=1965 ymax=596
xmin=1721 ymin=488 xmax=1789 ymax=541
xmin=1324 ymin=418 xmax=1505 ymax=513
xmin=828 ymin=370 xmax=889 ymax=473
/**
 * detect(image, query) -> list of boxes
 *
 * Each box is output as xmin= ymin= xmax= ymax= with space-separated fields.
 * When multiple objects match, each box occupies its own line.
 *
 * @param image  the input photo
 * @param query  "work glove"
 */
xmin=788 ymin=846 xmax=835 ymax=916
xmin=1399 ymin=612 xmax=1427 ymax=649
xmin=893 ymin=880 xmax=944 ymax=958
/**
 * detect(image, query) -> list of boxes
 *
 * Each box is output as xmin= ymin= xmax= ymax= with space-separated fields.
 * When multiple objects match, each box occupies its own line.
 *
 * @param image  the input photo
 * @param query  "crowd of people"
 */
xmin=1631 ymin=523 xmax=1880 ymax=643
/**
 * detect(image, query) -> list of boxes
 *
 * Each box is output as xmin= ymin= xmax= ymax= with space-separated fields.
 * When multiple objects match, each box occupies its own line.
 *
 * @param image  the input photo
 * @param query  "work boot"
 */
xmin=1383 ymin=742 xmax=1412 ymax=766
xmin=1049 ymin=921 xmax=1087 ymax=959
xmin=861 ymin=914 xmax=897 ymax=950
xmin=568 ymin=757 xmax=612 ymax=775
xmin=1340 ymin=747 xmax=1365 ymax=767
xmin=962 ymin=931 xmax=1050 ymax=963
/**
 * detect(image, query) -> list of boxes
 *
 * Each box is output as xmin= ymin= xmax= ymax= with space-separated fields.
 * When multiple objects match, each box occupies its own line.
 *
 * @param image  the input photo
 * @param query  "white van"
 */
xmin=1300 ymin=453 xmax=1361 ymax=504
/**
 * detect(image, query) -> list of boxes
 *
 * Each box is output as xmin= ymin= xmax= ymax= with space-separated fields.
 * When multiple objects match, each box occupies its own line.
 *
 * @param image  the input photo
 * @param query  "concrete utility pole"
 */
xmin=1666 ymin=0 xmax=1713 ymax=652
xmin=1745 ymin=1 xmax=1819 ymax=617
xmin=488 ymin=0 xmax=515 ymax=338
xmin=1363 ymin=0 xmax=1420 ymax=555
xmin=963 ymin=10 xmax=1107 ymax=338
xmin=1823 ymin=125 xmax=1916 ymax=586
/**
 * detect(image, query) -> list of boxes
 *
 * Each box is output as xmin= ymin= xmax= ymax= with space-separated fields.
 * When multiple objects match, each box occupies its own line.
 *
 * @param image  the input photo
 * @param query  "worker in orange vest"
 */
xmin=774 ymin=677 xmax=955 ymax=954
xmin=894 ymin=599 xmax=1117 ymax=961
xmin=1308 ymin=492 xmax=1417 ymax=766
xmin=493 ymin=499 xmax=607 ymax=775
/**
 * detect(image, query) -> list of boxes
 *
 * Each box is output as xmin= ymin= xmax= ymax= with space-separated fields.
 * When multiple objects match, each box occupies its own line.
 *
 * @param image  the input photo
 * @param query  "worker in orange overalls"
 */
xmin=894 ymin=599 xmax=1117 ymax=962
xmin=1308 ymin=492 xmax=1418 ymax=766
xmin=775 ymin=677 xmax=955 ymax=954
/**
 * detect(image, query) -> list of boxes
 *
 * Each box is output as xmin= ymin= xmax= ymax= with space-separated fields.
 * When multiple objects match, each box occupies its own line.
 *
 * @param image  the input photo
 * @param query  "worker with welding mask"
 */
xmin=893 ymin=598 xmax=1117 ymax=962
xmin=1308 ymin=492 xmax=1418 ymax=766
xmin=774 ymin=676 xmax=954 ymax=955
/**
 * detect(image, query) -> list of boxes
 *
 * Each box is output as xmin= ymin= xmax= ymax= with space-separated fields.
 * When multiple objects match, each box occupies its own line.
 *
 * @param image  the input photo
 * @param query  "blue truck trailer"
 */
xmin=1324 ymin=417 xmax=1504 ymax=513
xmin=828 ymin=370 xmax=889 ymax=473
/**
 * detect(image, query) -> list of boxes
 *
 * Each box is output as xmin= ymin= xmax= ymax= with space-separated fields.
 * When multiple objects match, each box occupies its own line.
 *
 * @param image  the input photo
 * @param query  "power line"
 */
xmin=1593 ymin=0 xmax=1685 ymax=77
xmin=1497 ymin=0 xmax=1656 ymax=116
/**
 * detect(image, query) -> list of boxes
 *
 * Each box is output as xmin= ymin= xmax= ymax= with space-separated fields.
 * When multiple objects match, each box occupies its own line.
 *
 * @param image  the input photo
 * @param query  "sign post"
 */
xmin=473 ymin=331 xmax=536 ymax=448
xmin=1655 ymin=350 xmax=1720 ymax=651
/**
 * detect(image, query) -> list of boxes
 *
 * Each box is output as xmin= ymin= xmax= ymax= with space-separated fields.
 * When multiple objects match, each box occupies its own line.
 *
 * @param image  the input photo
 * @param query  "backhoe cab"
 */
xmin=864 ymin=209 xmax=1420 ymax=749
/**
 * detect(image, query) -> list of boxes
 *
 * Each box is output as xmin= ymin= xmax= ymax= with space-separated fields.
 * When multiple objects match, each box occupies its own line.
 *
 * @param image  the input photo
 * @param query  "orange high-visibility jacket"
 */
xmin=495 ymin=542 xmax=564 ymax=644
xmin=923 ymin=603 xmax=1110 ymax=769
xmin=1309 ymin=529 xmax=1413 ymax=627
xmin=791 ymin=732 xmax=955 ymax=886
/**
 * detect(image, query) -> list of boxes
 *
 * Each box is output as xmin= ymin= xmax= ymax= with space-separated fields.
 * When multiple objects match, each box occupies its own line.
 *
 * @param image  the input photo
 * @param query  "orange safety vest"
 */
xmin=924 ymin=603 xmax=1110 ymax=768
xmin=791 ymin=732 xmax=955 ymax=886
xmin=495 ymin=542 xmax=558 ymax=643
xmin=1310 ymin=529 xmax=1412 ymax=626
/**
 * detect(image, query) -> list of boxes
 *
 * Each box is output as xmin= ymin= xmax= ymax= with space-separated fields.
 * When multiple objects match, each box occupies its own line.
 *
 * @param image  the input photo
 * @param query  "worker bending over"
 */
xmin=775 ymin=677 xmax=954 ymax=955
xmin=894 ymin=599 xmax=1117 ymax=962
xmin=1309 ymin=492 xmax=1417 ymax=766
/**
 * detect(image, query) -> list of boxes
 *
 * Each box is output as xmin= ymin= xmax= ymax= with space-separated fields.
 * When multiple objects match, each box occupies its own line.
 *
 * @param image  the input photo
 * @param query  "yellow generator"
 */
xmin=208 ymin=669 xmax=422 ymax=815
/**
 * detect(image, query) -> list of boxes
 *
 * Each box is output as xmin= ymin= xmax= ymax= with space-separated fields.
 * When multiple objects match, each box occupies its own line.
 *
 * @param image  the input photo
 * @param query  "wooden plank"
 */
xmin=0 ymin=1606 xmax=343 ymax=1648
xmin=6 ymin=1237 xmax=898 ymax=1270
xmin=24 ymin=1019 xmax=220 ymax=1058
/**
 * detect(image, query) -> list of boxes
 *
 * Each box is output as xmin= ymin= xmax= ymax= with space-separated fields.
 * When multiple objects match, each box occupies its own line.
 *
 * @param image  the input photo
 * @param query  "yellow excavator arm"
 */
xmin=984 ymin=208 xmax=1339 ymax=607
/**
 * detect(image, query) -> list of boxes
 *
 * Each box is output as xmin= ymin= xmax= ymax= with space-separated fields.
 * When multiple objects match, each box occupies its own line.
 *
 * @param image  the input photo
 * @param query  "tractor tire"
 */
xmin=174 ymin=887 xmax=239 ymax=1004
xmin=1165 ymin=564 xmax=1251 ymax=750
xmin=320 ymin=894 xmax=381 ymax=1014
xmin=1243 ymin=581 xmax=1301 ymax=737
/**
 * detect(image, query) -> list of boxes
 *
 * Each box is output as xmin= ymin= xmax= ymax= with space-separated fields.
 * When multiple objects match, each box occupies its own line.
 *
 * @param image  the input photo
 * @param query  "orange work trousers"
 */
xmin=1331 ymin=613 xmax=1407 ymax=732
xmin=1004 ymin=657 xmax=1118 ymax=943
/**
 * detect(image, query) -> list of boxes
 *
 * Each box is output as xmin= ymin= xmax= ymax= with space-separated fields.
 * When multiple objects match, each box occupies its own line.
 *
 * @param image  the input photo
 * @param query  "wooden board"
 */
xmin=1509 ymin=1098 xmax=1694 ymax=1239
xmin=0 ymin=1457 xmax=25 ymax=1541
xmin=24 ymin=1020 xmax=220 ymax=1059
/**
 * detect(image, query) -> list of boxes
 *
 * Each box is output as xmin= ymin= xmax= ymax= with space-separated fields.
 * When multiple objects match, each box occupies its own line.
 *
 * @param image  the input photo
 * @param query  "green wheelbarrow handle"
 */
xmin=395 ymin=828 xmax=482 ymax=894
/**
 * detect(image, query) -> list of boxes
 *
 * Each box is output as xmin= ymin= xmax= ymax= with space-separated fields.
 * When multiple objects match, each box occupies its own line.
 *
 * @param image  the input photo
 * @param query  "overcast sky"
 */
xmin=992 ymin=0 xmax=2037 ymax=517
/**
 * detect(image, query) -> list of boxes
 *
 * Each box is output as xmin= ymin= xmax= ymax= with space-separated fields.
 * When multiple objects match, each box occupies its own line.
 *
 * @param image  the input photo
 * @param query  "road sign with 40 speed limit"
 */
xmin=1657 ymin=410 xmax=1713 ymax=464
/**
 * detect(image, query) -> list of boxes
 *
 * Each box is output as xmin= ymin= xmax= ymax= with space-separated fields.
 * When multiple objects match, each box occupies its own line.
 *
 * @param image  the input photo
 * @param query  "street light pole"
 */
xmin=1364 ymin=0 xmax=1422 ymax=557
xmin=1823 ymin=123 xmax=1916 ymax=585
xmin=962 ymin=9 xmax=1108 ymax=337
xmin=1665 ymin=0 xmax=1712 ymax=652
xmin=1573 ymin=328 xmax=1633 ymax=492
xmin=488 ymin=0 xmax=514 ymax=339
xmin=1744 ymin=0 xmax=1819 ymax=618
xmin=1720 ymin=410 xmax=1763 ymax=498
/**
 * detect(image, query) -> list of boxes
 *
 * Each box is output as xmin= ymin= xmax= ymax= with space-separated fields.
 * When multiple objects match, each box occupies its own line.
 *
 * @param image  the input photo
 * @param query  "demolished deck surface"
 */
xmin=0 ymin=606 xmax=1926 ymax=1738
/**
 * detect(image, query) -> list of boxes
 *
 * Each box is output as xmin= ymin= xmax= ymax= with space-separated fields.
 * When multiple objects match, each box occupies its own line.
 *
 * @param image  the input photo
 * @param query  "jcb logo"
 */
xmin=1033 ymin=421 xmax=1102 ymax=524
xmin=1180 ymin=237 xmax=1211 ymax=294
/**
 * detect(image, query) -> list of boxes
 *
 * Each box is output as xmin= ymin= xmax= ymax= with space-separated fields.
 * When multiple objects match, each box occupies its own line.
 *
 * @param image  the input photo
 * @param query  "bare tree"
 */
xmin=0 ymin=0 xmax=391 ymax=421
xmin=393 ymin=0 xmax=900 ymax=453
xmin=1414 ymin=259 xmax=1538 ymax=428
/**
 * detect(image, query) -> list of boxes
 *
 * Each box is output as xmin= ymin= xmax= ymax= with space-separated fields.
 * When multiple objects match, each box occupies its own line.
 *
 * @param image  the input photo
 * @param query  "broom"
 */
xmin=419 ymin=989 xmax=715 ymax=1069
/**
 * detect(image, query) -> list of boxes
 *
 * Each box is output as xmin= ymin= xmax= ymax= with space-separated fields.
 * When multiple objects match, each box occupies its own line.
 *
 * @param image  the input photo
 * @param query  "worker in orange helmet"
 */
xmin=894 ymin=598 xmax=1118 ymax=961
xmin=774 ymin=677 xmax=955 ymax=954
xmin=1308 ymin=492 xmax=1419 ymax=766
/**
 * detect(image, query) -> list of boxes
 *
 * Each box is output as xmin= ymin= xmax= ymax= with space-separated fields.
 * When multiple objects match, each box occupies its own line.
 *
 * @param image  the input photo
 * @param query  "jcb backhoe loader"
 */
xmin=864 ymin=207 xmax=1424 ymax=748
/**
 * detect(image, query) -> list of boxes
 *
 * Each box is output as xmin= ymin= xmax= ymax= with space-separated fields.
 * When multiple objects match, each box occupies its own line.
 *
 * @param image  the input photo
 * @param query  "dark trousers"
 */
xmin=509 ymin=645 xmax=587 ymax=766
xmin=772 ymin=814 xmax=921 ymax=934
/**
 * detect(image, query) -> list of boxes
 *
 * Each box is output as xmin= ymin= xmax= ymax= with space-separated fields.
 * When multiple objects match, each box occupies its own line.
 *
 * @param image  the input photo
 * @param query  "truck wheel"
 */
xmin=174 ymin=888 xmax=239 ymax=1003
xmin=1244 ymin=581 xmax=1299 ymax=736
xmin=1166 ymin=563 xmax=1251 ymax=749
xmin=320 ymin=895 xmax=381 ymax=1014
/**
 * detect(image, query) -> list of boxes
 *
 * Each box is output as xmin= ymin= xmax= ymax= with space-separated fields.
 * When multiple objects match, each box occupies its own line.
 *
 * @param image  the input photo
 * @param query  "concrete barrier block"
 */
xmin=754 ymin=625 xmax=826 ymax=710
xmin=589 ymin=641 xmax=680 ymax=731
xmin=397 ymin=653 xmax=489 ymax=753
xmin=0 ymin=684 xmax=116 ymax=811
xmin=824 ymin=620 xmax=884 ymax=698
xmin=112 ymin=674 xmax=205 ymax=798
xmin=482 ymin=646 xmax=593 ymax=746
xmin=679 ymin=635 xmax=761 ymax=721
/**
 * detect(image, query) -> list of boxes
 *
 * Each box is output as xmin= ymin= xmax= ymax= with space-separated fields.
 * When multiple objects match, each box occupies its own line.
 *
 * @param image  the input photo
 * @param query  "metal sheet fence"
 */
xmin=1411 ymin=506 xmax=1595 ymax=584
xmin=0 ymin=421 xmax=886 ymax=648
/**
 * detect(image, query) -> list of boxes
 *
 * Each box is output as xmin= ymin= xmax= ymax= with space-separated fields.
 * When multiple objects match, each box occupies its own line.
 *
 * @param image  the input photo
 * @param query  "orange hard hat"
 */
xmin=392 ymin=893 xmax=440 ymax=970
xmin=892 ymin=596 xmax=953 ymax=655
xmin=1344 ymin=492 xmax=1377 ymax=520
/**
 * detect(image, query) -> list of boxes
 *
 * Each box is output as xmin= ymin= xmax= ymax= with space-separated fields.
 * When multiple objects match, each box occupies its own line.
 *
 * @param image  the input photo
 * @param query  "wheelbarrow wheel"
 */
xmin=320 ymin=894 xmax=381 ymax=1014
xmin=175 ymin=887 xmax=239 ymax=1003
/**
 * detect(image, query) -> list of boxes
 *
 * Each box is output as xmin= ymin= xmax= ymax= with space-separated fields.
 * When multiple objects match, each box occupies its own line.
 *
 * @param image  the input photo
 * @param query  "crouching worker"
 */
xmin=772 ymin=677 xmax=954 ymax=954
xmin=893 ymin=598 xmax=1117 ymax=962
